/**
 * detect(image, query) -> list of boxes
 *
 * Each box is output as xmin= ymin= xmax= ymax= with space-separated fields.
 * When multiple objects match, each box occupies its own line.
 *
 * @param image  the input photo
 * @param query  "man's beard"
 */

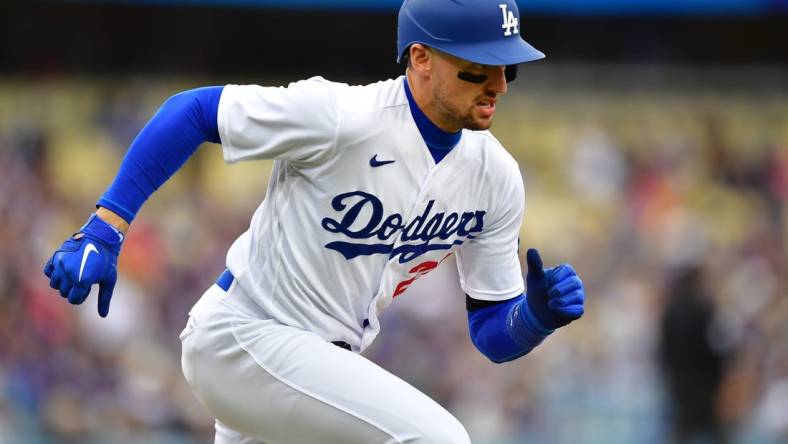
xmin=432 ymin=87 xmax=490 ymax=131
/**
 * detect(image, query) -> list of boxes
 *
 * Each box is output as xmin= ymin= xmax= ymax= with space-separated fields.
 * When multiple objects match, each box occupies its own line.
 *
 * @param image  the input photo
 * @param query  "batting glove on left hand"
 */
xmin=524 ymin=248 xmax=585 ymax=330
xmin=43 ymin=214 xmax=124 ymax=317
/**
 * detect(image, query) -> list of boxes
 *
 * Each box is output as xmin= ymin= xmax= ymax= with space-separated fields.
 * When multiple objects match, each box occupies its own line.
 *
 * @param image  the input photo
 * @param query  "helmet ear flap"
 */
xmin=505 ymin=65 xmax=518 ymax=83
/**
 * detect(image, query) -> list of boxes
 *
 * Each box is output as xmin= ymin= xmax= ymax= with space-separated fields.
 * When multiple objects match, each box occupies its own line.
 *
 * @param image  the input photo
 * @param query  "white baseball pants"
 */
xmin=180 ymin=282 xmax=471 ymax=444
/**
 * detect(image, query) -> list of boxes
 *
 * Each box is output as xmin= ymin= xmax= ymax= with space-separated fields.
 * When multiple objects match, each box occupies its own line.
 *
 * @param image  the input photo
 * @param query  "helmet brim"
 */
xmin=398 ymin=35 xmax=545 ymax=66
xmin=436 ymin=36 xmax=545 ymax=66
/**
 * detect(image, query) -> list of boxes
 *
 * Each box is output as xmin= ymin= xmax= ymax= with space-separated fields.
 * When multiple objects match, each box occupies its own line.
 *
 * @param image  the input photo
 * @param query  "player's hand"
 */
xmin=43 ymin=214 xmax=125 ymax=317
xmin=524 ymin=248 xmax=585 ymax=330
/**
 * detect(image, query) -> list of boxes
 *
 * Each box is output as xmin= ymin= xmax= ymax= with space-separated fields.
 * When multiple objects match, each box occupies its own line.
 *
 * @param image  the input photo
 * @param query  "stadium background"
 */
xmin=1 ymin=1 xmax=786 ymax=443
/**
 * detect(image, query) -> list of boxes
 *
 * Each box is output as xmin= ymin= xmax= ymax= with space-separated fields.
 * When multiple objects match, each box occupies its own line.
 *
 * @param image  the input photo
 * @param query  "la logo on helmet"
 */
xmin=499 ymin=4 xmax=519 ymax=36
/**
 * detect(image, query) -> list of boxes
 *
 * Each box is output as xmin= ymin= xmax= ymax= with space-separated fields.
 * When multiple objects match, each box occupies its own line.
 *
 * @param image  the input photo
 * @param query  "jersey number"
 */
xmin=392 ymin=253 xmax=453 ymax=298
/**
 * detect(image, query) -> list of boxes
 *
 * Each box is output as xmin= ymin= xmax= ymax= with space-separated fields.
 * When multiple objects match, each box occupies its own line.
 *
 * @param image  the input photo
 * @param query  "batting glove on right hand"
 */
xmin=524 ymin=248 xmax=585 ymax=330
xmin=43 ymin=213 xmax=124 ymax=317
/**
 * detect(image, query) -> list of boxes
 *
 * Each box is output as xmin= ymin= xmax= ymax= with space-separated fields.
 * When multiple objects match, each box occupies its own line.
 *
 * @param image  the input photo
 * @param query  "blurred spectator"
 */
xmin=658 ymin=266 xmax=730 ymax=444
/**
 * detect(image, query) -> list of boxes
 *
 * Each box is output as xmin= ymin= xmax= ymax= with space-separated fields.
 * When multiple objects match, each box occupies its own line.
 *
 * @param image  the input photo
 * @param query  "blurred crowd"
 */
xmin=0 ymin=73 xmax=786 ymax=444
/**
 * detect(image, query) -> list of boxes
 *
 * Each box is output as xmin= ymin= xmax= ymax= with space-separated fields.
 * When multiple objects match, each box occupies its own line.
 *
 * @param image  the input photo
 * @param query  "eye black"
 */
xmin=457 ymin=71 xmax=488 ymax=84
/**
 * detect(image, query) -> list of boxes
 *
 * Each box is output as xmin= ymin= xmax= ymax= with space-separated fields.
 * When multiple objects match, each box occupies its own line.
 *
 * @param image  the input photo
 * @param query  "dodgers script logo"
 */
xmin=321 ymin=191 xmax=486 ymax=264
xmin=499 ymin=4 xmax=519 ymax=36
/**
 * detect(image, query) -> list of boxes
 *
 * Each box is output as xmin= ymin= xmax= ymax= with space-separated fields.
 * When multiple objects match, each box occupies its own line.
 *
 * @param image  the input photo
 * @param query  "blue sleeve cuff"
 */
xmin=95 ymin=197 xmax=135 ymax=225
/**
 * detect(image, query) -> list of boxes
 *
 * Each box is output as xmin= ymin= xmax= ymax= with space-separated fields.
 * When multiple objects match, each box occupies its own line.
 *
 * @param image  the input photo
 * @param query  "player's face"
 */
xmin=429 ymin=50 xmax=508 ymax=132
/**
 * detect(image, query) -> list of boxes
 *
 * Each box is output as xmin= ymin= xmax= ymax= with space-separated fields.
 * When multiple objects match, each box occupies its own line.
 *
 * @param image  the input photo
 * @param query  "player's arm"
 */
xmin=458 ymin=158 xmax=584 ymax=363
xmin=43 ymin=86 xmax=224 ymax=316
xmin=96 ymin=86 xmax=223 ymax=223
xmin=466 ymin=248 xmax=585 ymax=364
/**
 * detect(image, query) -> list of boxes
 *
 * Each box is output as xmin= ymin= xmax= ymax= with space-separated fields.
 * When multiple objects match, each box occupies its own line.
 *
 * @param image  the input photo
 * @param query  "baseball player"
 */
xmin=43 ymin=1 xmax=586 ymax=443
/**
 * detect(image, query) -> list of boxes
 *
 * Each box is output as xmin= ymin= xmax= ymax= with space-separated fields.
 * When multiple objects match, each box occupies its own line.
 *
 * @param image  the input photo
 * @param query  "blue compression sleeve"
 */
xmin=468 ymin=294 xmax=554 ymax=364
xmin=97 ymin=86 xmax=224 ymax=223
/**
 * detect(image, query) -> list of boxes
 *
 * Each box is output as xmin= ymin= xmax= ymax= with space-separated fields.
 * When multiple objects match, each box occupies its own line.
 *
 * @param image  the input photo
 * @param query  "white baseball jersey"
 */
xmin=217 ymin=75 xmax=525 ymax=351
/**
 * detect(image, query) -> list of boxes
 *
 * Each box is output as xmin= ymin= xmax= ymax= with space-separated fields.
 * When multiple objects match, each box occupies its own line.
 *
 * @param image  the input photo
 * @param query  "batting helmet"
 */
xmin=397 ymin=0 xmax=545 ymax=81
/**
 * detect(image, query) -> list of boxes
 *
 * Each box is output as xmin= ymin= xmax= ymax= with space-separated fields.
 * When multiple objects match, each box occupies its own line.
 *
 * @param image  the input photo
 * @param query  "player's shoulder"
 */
xmin=462 ymin=129 xmax=521 ymax=177
xmin=336 ymin=77 xmax=407 ymax=110
xmin=223 ymin=76 xmax=342 ymax=110
xmin=278 ymin=75 xmax=343 ymax=99
xmin=463 ymin=131 xmax=525 ymax=209
xmin=288 ymin=76 xmax=406 ymax=112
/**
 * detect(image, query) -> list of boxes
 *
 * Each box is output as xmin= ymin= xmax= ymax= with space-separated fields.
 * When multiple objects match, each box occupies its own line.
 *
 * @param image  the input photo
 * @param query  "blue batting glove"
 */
xmin=524 ymin=248 xmax=585 ymax=330
xmin=43 ymin=214 xmax=124 ymax=317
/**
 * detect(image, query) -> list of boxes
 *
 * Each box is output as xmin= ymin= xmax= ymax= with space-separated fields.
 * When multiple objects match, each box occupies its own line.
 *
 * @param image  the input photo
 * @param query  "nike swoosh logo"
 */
xmin=369 ymin=154 xmax=395 ymax=168
xmin=79 ymin=243 xmax=99 ymax=282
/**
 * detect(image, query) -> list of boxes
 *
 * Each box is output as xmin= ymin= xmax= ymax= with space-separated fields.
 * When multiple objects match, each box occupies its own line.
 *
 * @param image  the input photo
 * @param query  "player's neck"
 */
xmin=405 ymin=71 xmax=461 ymax=133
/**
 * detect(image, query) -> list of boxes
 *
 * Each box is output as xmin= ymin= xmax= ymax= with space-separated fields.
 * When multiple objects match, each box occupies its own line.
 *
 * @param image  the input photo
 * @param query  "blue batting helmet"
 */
xmin=397 ymin=0 xmax=545 ymax=67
